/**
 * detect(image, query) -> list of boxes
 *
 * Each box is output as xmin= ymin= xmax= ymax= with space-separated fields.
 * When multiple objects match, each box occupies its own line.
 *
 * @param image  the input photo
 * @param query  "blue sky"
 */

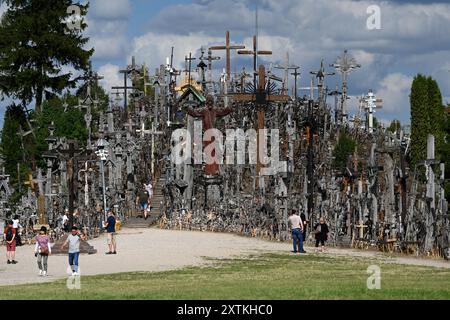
xmin=1 ymin=0 xmax=450 ymax=128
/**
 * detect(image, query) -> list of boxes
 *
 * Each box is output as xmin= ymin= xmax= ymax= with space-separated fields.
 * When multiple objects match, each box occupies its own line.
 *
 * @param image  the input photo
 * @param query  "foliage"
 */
xmin=0 ymin=0 xmax=93 ymax=112
xmin=387 ymin=119 xmax=401 ymax=134
xmin=333 ymin=131 xmax=356 ymax=172
xmin=0 ymin=104 xmax=32 ymax=188
xmin=410 ymin=75 xmax=446 ymax=167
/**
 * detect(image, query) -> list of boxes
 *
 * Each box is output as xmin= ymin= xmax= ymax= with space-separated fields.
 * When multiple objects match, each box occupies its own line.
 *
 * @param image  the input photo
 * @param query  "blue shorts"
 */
xmin=140 ymin=203 xmax=148 ymax=210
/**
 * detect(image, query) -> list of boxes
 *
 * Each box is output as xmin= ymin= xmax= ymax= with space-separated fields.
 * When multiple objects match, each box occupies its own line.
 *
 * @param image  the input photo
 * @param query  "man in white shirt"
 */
xmin=288 ymin=210 xmax=306 ymax=253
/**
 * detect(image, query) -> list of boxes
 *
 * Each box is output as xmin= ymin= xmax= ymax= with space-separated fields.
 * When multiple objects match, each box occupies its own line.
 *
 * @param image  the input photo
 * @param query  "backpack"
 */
xmin=5 ymin=227 xmax=14 ymax=241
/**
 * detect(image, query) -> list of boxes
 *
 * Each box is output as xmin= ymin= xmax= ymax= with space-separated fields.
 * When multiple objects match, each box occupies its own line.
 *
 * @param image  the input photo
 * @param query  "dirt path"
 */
xmin=0 ymin=228 xmax=448 ymax=286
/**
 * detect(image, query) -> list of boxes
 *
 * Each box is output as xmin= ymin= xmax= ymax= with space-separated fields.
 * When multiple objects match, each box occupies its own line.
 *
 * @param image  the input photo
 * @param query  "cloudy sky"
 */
xmin=1 ymin=0 xmax=450 ymax=127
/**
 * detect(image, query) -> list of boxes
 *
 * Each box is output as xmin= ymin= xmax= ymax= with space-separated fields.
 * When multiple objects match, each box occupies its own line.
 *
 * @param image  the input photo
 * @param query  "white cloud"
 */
xmin=90 ymin=0 xmax=132 ymax=20
xmin=375 ymin=73 xmax=413 ymax=113
xmin=131 ymin=32 xmax=224 ymax=72
xmin=98 ymin=64 xmax=123 ymax=93
xmin=85 ymin=10 xmax=130 ymax=60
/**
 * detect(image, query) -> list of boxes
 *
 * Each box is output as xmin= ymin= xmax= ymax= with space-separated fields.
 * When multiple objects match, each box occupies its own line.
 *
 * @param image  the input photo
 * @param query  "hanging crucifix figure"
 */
xmin=185 ymin=94 xmax=233 ymax=176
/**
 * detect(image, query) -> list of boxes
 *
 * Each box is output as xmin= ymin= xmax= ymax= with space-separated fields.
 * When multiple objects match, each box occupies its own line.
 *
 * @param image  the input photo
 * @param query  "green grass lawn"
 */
xmin=1 ymin=253 xmax=449 ymax=300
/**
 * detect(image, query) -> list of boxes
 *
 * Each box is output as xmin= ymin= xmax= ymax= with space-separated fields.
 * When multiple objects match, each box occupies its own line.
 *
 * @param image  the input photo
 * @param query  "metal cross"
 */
xmin=274 ymin=52 xmax=299 ymax=95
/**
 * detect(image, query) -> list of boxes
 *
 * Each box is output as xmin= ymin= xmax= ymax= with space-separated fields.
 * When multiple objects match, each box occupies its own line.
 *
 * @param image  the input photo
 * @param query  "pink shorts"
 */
xmin=6 ymin=240 xmax=16 ymax=252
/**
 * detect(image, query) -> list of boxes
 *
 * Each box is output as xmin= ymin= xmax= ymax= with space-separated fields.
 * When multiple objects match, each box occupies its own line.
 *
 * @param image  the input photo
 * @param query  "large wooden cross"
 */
xmin=56 ymin=140 xmax=91 ymax=229
xmin=232 ymin=65 xmax=291 ymax=178
xmin=209 ymin=31 xmax=245 ymax=81
xmin=238 ymin=35 xmax=272 ymax=88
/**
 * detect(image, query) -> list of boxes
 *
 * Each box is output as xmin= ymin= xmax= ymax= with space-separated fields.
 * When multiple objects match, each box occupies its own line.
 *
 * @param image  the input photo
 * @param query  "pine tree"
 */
xmin=0 ymin=0 xmax=93 ymax=112
xmin=426 ymin=77 xmax=445 ymax=160
xmin=0 ymin=104 xmax=31 ymax=186
xmin=410 ymin=74 xmax=430 ymax=167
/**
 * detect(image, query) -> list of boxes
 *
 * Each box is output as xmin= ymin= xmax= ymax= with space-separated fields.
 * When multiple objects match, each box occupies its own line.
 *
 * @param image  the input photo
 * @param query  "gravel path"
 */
xmin=0 ymin=228 xmax=448 ymax=286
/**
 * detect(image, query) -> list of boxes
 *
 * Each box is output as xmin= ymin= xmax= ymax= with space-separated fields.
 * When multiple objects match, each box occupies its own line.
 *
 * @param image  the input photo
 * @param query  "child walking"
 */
xmin=62 ymin=226 xmax=85 ymax=276
xmin=34 ymin=226 xmax=51 ymax=276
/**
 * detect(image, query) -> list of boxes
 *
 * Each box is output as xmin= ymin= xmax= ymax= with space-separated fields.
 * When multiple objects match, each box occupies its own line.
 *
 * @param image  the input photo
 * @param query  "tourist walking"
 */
xmin=288 ymin=210 xmax=306 ymax=254
xmin=136 ymin=186 xmax=150 ymax=220
xmin=62 ymin=226 xmax=85 ymax=276
xmin=4 ymin=220 xmax=17 ymax=264
xmin=34 ymin=226 xmax=51 ymax=276
xmin=105 ymin=210 xmax=117 ymax=255
xmin=314 ymin=217 xmax=330 ymax=253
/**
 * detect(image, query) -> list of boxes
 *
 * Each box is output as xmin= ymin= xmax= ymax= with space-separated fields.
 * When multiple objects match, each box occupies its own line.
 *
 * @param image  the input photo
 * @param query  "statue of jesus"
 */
xmin=186 ymin=94 xmax=233 ymax=176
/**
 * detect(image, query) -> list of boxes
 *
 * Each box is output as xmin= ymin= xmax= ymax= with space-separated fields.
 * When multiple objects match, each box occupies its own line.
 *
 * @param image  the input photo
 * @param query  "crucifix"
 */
xmin=274 ymin=52 xmax=299 ymax=96
xmin=232 ymin=65 xmax=290 ymax=188
xmin=331 ymin=50 xmax=361 ymax=124
xmin=209 ymin=31 xmax=245 ymax=82
xmin=310 ymin=59 xmax=335 ymax=106
xmin=186 ymin=95 xmax=233 ymax=176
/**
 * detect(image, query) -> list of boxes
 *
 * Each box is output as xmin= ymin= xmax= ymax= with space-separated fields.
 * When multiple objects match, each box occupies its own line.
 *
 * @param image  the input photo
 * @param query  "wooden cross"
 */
xmin=356 ymin=220 xmax=368 ymax=239
xmin=24 ymin=173 xmax=37 ymax=192
xmin=209 ymin=31 xmax=245 ymax=81
xmin=56 ymin=140 xmax=90 ymax=229
xmin=238 ymin=35 xmax=272 ymax=89
xmin=232 ymin=65 xmax=291 ymax=178
xmin=291 ymin=67 xmax=301 ymax=100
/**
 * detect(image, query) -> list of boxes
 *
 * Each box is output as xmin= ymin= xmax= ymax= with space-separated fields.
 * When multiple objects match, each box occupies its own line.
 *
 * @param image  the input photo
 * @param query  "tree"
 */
xmin=0 ymin=104 xmax=32 ymax=187
xmin=333 ymin=131 xmax=356 ymax=172
xmin=33 ymin=94 xmax=88 ymax=168
xmin=387 ymin=119 xmax=401 ymax=133
xmin=410 ymin=74 xmax=431 ymax=167
xmin=427 ymin=77 xmax=445 ymax=160
xmin=410 ymin=75 xmax=446 ymax=167
xmin=0 ymin=0 xmax=94 ymax=112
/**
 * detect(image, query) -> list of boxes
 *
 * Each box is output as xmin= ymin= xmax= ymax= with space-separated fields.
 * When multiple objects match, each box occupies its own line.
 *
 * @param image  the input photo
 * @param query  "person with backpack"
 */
xmin=34 ymin=226 xmax=51 ymax=276
xmin=4 ymin=220 xmax=17 ymax=264
xmin=62 ymin=226 xmax=86 ymax=276
xmin=314 ymin=217 xmax=330 ymax=253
